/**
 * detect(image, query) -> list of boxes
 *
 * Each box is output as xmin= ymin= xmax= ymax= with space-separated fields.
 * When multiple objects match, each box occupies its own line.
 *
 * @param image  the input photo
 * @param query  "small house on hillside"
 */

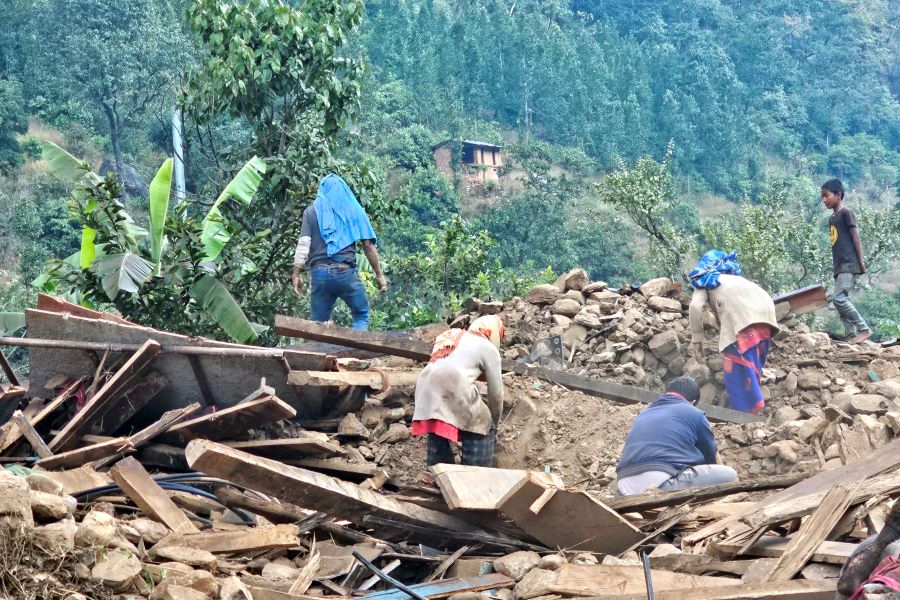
xmin=433 ymin=139 xmax=504 ymax=185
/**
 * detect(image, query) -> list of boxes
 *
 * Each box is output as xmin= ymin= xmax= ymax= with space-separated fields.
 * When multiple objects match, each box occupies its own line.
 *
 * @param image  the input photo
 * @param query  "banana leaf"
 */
xmin=91 ymin=252 xmax=154 ymax=300
xmin=189 ymin=274 xmax=261 ymax=344
xmin=0 ymin=313 xmax=25 ymax=336
xmin=201 ymin=156 xmax=266 ymax=262
xmin=41 ymin=141 xmax=95 ymax=182
xmin=148 ymin=159 xmax=173 ymax=273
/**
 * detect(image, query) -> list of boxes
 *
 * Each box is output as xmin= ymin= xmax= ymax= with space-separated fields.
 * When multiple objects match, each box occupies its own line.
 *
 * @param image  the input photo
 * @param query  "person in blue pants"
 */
xmin=291 ymin=174 xmax=387 ymax=330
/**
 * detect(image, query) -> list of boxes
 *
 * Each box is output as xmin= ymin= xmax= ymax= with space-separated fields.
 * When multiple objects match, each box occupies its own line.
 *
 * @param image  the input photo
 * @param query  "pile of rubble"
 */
xmin=451 ymin=269 xmax=900 ymax=483
xmin=0 ymin=285 xmax=899 ymax=599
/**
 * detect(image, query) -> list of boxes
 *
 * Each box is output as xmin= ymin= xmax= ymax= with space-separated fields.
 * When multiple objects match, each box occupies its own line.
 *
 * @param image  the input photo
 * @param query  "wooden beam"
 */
xmin=274 ymin=316 xmax=759 ymax=424
xmin=275 ymin=315 xmax=432 ymax=361
xmin=762 ymin=485 xmax=853 ymax=581
xmin=48 ymin=339 xmax=161 ymax=452
xmin=771 ymin=284 xmax=827 ymax=316
xmin=359 ymin=574 xmax=514 ymax=600
xmin=745 ymin=468 xmax=900 ymax=531
xmin=109 ymin=456 xmax=199 ymax=534
xmin=532 ymin=564 xmax=737 ymax=598
xmin=592 ymin=579 xmax=836 ymax=600
xmin=159 ymin=393 xmax=296 ymax=445
xmin=224 ymin=438 xmax=345 ymax=460
xmin=282 ymin=458 xmax=378 ymax=483
xmin=185 ymin=440 xmax=506 ymax=547
xmin=607 ymin=472 xmax=812 ymax=512
xmin=10 ymin=410 xmax=52 ymax=458
xmin=713 ymin=537 xmax=857 ymax=565
xmin=497 ymin=471 xmax=643 ymax=554
xmin=287 ymin=369 xmax=421 ymax=388
xmin=152 ymin=524 xmax=300 ymax=554
xmin=36 ymin=437 xmax=131 ymax=470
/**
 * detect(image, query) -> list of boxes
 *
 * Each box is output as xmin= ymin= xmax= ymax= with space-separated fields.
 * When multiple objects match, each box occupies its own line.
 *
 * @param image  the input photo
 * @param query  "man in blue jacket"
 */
xmin=291 ymin=174 xmax=387 ymax=330
xmin=616 ymin=376 xmax=738 ymax=495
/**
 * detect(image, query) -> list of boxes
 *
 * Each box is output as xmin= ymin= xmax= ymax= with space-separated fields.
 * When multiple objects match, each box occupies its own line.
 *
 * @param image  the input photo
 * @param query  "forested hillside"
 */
xmin=0 ymin=0 xmax=897 ymax=342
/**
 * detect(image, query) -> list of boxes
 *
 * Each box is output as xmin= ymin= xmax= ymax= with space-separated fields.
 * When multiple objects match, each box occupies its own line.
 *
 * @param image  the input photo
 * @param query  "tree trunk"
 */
xmin=102 ymin=101 xmax=124 ymax=178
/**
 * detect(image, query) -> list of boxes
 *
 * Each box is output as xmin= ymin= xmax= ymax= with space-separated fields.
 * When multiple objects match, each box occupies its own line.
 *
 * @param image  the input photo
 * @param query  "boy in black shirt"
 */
xmin=821 ymin=179 xmax=871 ymax=343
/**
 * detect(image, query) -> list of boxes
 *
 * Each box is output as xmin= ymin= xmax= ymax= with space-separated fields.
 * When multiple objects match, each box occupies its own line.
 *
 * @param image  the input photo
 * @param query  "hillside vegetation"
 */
xmin=0 ymin=0 xmax=897 ymax=341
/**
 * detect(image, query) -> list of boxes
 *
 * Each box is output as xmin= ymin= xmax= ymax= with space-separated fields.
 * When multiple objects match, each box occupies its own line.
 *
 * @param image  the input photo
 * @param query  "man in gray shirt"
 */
xmin=291 ymin=175 xmax=387 ymax=330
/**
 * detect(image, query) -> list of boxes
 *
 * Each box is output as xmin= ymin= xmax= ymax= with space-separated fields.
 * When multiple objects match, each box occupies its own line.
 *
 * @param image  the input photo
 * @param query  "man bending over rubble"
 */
xmin=411 ymin=315 xmax=504 ymax=467
xmin=616 ymin=376 xmax=737 ymax=495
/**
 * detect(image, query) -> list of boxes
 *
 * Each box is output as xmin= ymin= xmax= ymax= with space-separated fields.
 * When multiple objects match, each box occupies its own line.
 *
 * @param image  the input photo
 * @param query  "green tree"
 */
xmin=31 ymin=0 xmax=188 ymax=176
xmin=599 ymin=147 xmax=697 ymax=280
xmin=183 ymin=0 xmax=378 ymax=332
xmin=0 ymin=79 xmax=28 ymax=172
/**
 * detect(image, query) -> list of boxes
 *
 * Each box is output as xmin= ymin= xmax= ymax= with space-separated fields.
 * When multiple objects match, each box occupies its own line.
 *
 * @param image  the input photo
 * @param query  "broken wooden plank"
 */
xmin=745 ymin=468 xmax=900 ymax=531
xmin=109 ymin=456 xmax=199 ymax=534
xmin=48 ymin=339 xmax=161 ymax=452
xmin=35 ymin=465 xmax=112 ymax=495
xmin=838 ymin=425 xmax=872 ymax=464
xmin=608 ymin=472 xmax=811 ymax=512
xmin=762 ymin=485 xmax=853 ymax=581
xmin=283 ymin=458 xmax=379 ymax=483
xmin=596 ymin=579 xmax=835 ymax=600
xmin=91 ymin=403 xmax=201 ymax=469
xmin=360 ymin=573 xmax=514 ymax=600
xmin=36 ymin=437 xmax=131 ymax=470
xmin=97 ymin=371 xmax=169 ymax=434
xmin=497 ymin=472 xmax=643 ymax=553
xmin=224 ymin=438 xmax=345 ymax=460
xmin=713 ymin=537 xmax=857 ymax=565
xmin=534 ymin=564 xmax=737 ymax=598
xmin=431 ymin=464 xmax=528 ymax=510
xmin=276 ymin=316 xmax=433 ymax=361
xmin=0 ymin=378 xmax=83 ymax=453
xmin=37 ymin=293 xmax=135 ymax=325
xmin=685 ymin=436 xmax=900 ymax=545
xmin=771 ymin=284 xmax=827 ymax=316
xmin=159 ymin=394 xmax=296 ymax=445
xmin=10 ymin=410 xmax=52 ymax=458
xmin=20 ymin=307 xmax=330 ymax=417
xmin=152 ymin=524 xmax=300 ymax=554
xmin=185 ymin=440 xmax=507 ymax=547
xmin=288 ymin=369 xmax=421 ymax=388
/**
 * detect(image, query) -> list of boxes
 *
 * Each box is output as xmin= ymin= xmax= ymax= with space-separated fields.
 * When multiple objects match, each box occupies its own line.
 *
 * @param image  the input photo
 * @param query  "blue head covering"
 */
xmin=312 ymin=174 xmax=377 ymax=257
xmin=688 ymin=250 xmax=742 ymax=289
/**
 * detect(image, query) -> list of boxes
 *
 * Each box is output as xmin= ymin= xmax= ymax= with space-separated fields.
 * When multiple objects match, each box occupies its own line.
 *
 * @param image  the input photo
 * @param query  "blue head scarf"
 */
xmin=312 ymin=174 xmax=377 ymax=257
xmin=688 ymin=250 xmax=742 ymax=289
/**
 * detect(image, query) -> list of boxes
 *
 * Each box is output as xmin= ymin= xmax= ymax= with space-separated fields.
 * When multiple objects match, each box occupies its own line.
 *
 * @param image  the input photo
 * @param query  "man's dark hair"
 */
xmin=666 ymin=376 xmax=700 ymax=403
xmin=822 ymin=178 xmax=845 ymax=200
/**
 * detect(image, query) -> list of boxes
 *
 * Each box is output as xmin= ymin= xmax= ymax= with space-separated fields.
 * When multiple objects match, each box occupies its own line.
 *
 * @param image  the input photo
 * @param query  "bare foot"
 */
xmin=850 ymin=330 xmax=873 ymax=344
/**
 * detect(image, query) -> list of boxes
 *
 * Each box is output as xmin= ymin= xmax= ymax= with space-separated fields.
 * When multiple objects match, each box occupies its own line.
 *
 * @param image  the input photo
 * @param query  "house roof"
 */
xmin=432 ymin=139 xmax=504 ymax=151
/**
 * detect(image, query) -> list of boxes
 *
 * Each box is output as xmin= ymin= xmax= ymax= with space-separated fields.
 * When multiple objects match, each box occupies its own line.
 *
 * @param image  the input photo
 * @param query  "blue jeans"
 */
xmin=310 ymin=264 xmax=370 ymax=330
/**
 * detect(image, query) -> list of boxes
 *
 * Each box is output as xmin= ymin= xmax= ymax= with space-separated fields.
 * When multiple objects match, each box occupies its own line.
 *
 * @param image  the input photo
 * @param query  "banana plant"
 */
xmin=38 ymin=141 xmax=268 ymax=344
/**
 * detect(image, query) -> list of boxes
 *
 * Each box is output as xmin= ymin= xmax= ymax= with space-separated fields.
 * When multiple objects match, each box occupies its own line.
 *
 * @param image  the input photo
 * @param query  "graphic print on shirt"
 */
xmin=830 ymin=224 xmax=838 ymax=246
